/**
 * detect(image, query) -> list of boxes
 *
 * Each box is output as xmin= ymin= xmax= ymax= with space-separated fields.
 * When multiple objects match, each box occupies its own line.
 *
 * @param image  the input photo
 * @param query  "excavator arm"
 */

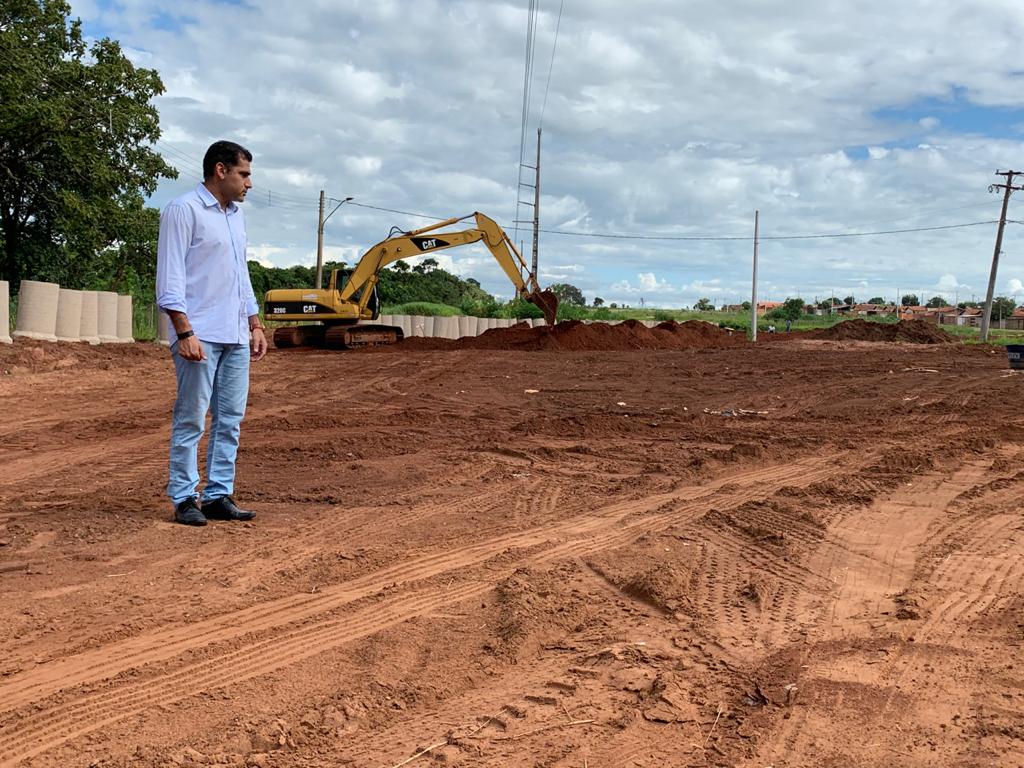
xmin=335 ymin=212 xmax=558 ymax=324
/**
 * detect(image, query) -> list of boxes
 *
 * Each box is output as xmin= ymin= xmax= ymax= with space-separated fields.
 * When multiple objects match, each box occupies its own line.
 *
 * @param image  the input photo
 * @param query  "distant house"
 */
xmin=956 ymin=307 xmax=983 ymax=327
xmin=756 ymin=301 xmax=784 ymax=316
xmin=1000 ymin=308 xmax=1024 ymax=331
xmin=853 ymin=303 xmax=890 ymax=316
xmin=722 ymin=304 xmax=746 ymax=313
xmin=931 ymin=306 xmax=961 ymax=325
xmin=897 ymin=305 xmax=929 ymax=320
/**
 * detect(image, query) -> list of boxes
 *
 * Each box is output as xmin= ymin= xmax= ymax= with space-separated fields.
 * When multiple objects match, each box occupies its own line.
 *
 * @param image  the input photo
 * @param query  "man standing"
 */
xmin=156 ymin=140 xmax=268 ymax=526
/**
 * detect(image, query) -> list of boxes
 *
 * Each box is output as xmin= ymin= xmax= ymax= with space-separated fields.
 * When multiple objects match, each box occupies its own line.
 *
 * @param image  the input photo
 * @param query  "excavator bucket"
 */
xmin=528 ymin=290 xmax=559 ymax=326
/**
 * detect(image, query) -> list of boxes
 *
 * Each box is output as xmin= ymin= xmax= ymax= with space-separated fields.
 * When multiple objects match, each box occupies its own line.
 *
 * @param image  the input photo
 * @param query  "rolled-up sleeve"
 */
xmin=156 ymin=203 xmax=191 ymax=314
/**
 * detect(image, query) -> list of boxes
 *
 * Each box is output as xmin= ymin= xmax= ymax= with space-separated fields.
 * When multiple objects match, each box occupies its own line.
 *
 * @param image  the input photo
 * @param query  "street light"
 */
xmin=316 ymin=193 xmax=354 ymax=290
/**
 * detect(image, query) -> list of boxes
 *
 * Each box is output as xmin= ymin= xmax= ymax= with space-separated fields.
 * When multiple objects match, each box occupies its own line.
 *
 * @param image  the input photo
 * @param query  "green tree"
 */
xmin=989 ymin=296 xmax=1016 ymax=322
xmin=901 ymin=294 xmax=919 ymax=306
xmin=592 ymin=296 xmax=604 ymax=307
xmin=741 ymin=301 xmax=751 ymax=311
xmin=0 ymin=0 xmax=176 ymax=291
xmin=768 ymin=297 xmax=805 ymax=321
xmin=926 ymin=296 xmax=950 ymax=308
xmin=867 ymin=296 xmax=885 ymax=305
xmin=843 ymin=295 xmax=855 ymax=306
xmin=694 ymin=297 xmax=714 ymax=311
xmin=548 ymin=282 xmax=586 ymax=307
xmin=412 ymin=257 xmax=438 ymax=275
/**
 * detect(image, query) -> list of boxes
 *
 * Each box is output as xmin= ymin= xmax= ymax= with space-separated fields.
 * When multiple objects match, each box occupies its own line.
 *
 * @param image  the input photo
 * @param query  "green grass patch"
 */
xmin=383 ymin=302 xmax=462 ymax=317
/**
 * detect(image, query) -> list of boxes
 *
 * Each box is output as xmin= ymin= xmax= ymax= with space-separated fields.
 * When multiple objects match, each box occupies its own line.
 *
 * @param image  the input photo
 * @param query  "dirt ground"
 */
xmin=1 ymin=322 xmax=1022 ymax=768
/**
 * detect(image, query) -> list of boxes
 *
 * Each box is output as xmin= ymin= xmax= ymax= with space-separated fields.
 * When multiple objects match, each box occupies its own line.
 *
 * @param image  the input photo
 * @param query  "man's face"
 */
xmin=217 ymin=157 xmax=252 ymax=203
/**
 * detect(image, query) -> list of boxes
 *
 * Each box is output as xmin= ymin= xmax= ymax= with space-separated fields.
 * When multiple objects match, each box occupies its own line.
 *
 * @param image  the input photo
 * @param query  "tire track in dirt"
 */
xmin=2 ymin=456 xmax=839 ymax=716
xmin=750 ymin=456 xmax=999 ymax=765
xmin=915 ymin=512 xmax=1024 ymax=644
xmin=0 ymin=454 xmax=849 ymax=766
xmin=1 ymin=455 xmax=839 ymax=713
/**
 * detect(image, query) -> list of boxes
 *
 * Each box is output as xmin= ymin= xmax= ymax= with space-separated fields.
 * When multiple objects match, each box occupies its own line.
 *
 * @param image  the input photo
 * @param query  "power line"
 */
xmin=513 ymin=0 xmax=541 ymax=246
xmin=344 ymin=201 xmax=997 ymax=243
xmin=539 ymin=220 xmax=997 ymax=242
xmin=538 ymin=0 xmax=564 ymax=129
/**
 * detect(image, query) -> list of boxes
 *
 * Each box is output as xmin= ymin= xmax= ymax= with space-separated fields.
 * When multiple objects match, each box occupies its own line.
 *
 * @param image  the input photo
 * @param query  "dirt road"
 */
xmin=0 ymin=328 xmax=1021 ymax=767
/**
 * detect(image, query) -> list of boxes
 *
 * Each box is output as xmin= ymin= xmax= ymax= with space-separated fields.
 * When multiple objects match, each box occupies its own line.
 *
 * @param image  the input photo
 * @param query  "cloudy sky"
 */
xmin=70 ymin=0 xmax=1024 ymax=308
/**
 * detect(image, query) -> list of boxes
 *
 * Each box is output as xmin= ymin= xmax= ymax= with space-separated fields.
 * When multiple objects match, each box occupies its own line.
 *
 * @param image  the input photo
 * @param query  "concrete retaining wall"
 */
xmin=156 ymin=309 xmax=171 ymax=346
xmin=116 ymin=295 xmax=134 ymax=342
xmin=0 ymin=281 xmax=11 ymax=344
xmin=13 ymin=280 xmax=59 ymax=342
xmin=365 ymin=314 xmax=558 ymax=340
xmin=80 ymin=291 xmax=100 ymax=344
xmin=55 ymin=289 xmax=83 ymax=342
xmin=97 ymin=291 xmax=119 ymax=343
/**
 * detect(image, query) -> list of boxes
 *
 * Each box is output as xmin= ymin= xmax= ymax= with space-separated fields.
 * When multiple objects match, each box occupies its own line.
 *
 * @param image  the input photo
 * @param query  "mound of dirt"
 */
xmin=397 ymin=319 xmax=747 ymax=352
xmin=811 ymin=318 xmax=955 ymax=344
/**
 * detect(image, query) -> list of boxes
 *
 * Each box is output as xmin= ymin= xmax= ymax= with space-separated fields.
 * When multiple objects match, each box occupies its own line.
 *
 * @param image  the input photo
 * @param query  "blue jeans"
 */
xmin=167 ymin=340 xmax=250 ymax=505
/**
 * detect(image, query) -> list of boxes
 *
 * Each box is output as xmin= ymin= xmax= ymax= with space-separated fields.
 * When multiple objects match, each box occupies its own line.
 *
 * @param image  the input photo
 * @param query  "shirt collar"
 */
xmin=195 ymin=183 xmax=237 ymax=214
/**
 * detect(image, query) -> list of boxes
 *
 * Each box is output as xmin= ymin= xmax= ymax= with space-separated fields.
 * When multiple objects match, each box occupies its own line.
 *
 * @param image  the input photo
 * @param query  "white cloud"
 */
xmin=66 ymin=0 xmax=1024 ymax=304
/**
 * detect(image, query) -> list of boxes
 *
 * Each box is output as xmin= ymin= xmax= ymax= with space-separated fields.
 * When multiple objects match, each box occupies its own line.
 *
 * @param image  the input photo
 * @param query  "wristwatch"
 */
xmin=176 ymin=330 xmax=195 ymax=341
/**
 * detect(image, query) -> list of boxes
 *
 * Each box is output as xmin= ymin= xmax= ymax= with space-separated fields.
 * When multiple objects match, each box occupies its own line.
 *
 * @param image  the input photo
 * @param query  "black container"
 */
xmin=1007 ymin=344 xmax=1024 ymax=370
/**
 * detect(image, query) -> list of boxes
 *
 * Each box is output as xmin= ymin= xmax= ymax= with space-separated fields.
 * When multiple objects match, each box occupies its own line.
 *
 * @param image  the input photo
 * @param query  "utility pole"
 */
xmin=515 ymin=130 xmax=543 ymax=280
xmin=981 ymin=170 xmax=1022 ymax=342
xmin=316 ymin=192 xmax=353 ymax=290
xmin=316 ymin=191 xmax=325 ymax=288
xmin=750 ymin=210 xmax=759 ymax=342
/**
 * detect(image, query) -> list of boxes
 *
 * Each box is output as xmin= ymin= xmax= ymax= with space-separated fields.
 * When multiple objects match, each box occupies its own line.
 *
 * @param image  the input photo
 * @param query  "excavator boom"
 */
xmin=337 ymin=212 xmax=557 ymax=324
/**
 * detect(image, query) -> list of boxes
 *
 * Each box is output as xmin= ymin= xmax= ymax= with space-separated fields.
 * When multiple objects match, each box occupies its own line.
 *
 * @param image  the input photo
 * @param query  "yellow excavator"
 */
xmin=265 ymin=212 xmax=559 ymax=349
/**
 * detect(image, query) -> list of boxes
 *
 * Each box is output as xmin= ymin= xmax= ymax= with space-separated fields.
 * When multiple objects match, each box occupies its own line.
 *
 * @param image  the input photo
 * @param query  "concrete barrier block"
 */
xmin=443 ymin=316 xmax=461 ymax=339
xmin=422 ymin=316 xmax=436 ymax=338
xmin=116 ymin=295 xmax=134 ymax=342
xmin=530 ymin=318 xmax=547 ymax=328
xmin=13 ymin=279 xmax=59 ymax=341
xmin=55 ymin=288 xmax=83 ymax=342
xmin=457 ymin=316 xmax=474 ymax=338
xmin=156 ymin=308 xmax=171 ymax=346
xmin=0 ymin=280 xmax=12 ymax=344
xmin=394 ymin=315 xmax=412 ymax=339
xmin=79 ymin=291 xmax=100 ymax=344
xmin=97 ymin=291 xmax=118 ymax=343
xmin=410 ymin=315 xmax=425 ymax=337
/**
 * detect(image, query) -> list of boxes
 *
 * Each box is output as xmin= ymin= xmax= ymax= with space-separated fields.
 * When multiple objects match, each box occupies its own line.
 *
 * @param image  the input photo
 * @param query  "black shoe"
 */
xmin=201 ymin=495 xmax=256 ymax=521
xmin=174 ymin=497 xmax=207 ymax=526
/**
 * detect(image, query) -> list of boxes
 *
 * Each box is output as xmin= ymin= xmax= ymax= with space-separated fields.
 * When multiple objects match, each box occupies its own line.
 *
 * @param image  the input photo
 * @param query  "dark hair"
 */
xmin=202 ymin=140 xmax=253 ymax=179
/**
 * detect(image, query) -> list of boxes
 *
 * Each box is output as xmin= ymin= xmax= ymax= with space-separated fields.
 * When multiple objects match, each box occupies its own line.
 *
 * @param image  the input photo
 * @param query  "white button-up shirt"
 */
xmin=156 ymin=183 xmax=259 ymax=344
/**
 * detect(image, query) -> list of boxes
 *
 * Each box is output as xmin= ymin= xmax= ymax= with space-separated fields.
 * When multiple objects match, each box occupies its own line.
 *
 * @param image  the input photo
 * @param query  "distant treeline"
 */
xmin=246 ymin=258 xmax=513 ymax=316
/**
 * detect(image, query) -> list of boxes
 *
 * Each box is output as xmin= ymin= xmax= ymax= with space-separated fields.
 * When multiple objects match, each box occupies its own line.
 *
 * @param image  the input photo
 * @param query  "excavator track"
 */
xmin=324 ymin=324 xmax=404 ymax=350
xmin=273 ymin=325 xmax=326 ymax=348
